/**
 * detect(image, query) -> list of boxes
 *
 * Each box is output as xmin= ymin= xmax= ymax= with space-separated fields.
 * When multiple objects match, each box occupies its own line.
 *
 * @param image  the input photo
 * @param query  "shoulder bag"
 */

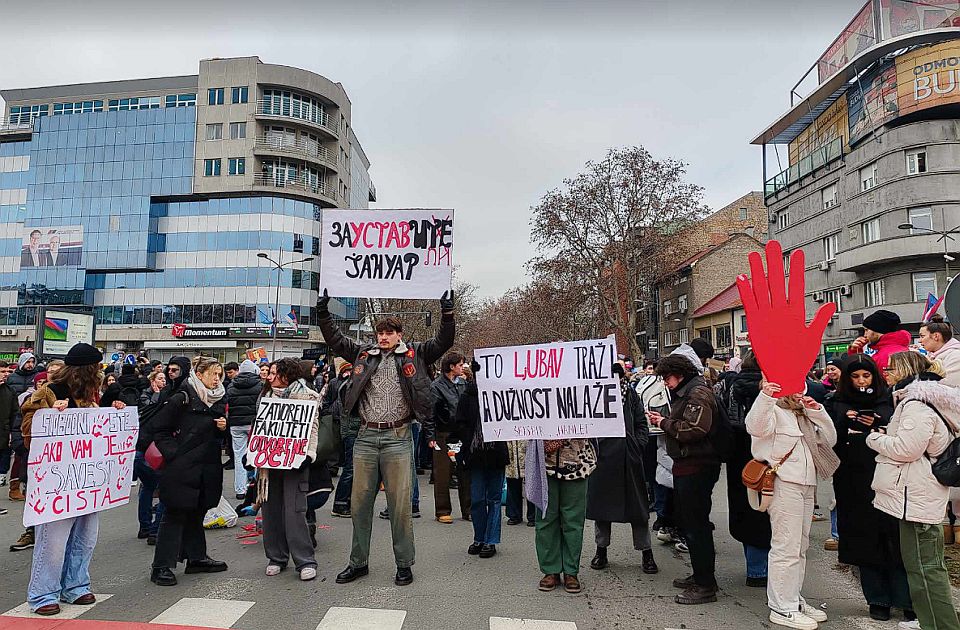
xmin=741 ymin=443 xmax=797 ymax=512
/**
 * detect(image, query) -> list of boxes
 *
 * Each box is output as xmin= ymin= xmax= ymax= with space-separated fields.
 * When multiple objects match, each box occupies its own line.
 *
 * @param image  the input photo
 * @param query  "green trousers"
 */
xmin=535 ymin=476 xmax=587 ymax=577
xmin=900 ymin=520 xmax=960 ymax=630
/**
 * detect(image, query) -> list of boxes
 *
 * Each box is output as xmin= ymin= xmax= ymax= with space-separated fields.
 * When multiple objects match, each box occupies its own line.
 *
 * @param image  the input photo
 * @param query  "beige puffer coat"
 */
xmin=867 ymin=377 xmax=959 ymax=524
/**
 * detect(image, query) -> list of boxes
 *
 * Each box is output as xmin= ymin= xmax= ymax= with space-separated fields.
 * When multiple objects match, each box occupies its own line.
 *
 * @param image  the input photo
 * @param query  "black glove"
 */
xmin=317 ymin=288 xmax=330 ymax=315
xmin=440 ymin=290 xmax=455 ymax=314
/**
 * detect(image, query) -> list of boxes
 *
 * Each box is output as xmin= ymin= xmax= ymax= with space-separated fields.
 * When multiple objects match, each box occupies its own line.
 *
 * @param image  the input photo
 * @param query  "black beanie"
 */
xmin=121 ymin=363 xmax=136 ymax=376
xmin=64 ymin=343 xmax=103 ymax=367
xmin=689 ymin=337 xmax=715 ymax=360
xmin=863 ymin=309 xmax=900 ymax=335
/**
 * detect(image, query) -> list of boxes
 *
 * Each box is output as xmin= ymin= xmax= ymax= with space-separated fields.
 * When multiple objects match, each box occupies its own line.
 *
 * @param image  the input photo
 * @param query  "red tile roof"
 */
xmin=692 ymin=282 xmax=743 ymax=318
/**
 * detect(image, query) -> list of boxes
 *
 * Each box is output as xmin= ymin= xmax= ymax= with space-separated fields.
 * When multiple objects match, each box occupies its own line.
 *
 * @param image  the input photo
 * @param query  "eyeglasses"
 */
xmin=881 ymin=367 xmax=894 ymax=373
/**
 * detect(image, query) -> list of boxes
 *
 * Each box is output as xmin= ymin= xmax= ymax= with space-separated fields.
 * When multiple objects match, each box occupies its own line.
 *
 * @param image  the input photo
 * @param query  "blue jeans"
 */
xmin=133 ymin=452 xmax=164 ymax=535
xmin=230 ymin=425 xmax=251 ymax=496
xmin=830 ymin=508 xmax=839 ymax=540
xmin=411 ymin=424 xmax=420 ymax=510
xmin=744 ymin=543 xmax=769 ymax=579
xmin=28 ymin=513 xmax=99 ymax=611
xmin=333 ymin=435 xmax=356 ymax=513
xmin=470 ymin=467 xmax=505 ymax=545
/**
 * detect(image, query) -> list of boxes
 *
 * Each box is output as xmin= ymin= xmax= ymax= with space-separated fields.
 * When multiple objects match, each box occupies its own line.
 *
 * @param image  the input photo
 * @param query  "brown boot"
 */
xmin=538 ymin=574 xmax=561 ymax=592
xmin=563 ymin=574 xmax=582 ymax=594
xmin=675 ymin=583 xmax=717 ymax=605
xmin=8 ymin=483 xmax=24 ymax=502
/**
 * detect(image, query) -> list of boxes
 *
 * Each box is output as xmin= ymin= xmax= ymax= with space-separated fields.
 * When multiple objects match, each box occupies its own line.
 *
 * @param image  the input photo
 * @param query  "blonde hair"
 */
xmin=887 ymin=351 xmax=946 ymax=382
xmin=193 ymin=356 xmax=222 ymax=375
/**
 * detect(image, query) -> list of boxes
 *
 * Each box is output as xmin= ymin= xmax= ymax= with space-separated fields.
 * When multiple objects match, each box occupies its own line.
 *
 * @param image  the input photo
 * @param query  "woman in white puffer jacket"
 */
xmin=868 ymin=351 xmax=960 ymax=630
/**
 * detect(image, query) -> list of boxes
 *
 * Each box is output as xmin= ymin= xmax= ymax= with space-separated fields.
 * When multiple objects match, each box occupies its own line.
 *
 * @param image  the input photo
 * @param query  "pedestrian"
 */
xmin=822 ymin=358 xmax=842 ymax=393
xmin=101 ymin=364 xmax=144 ymax=408
xmin=725 ymin=350 xmax=771 ymax=588
xmin=505 ymin=441 xmax=535 ymax=526
xmin=746 ymin=381 xmax=838 ymax=630
xmin=223 ymin=361 xmax=239 ymax=390
xmin=454 ymin=361 xmax=507 ymax=558
xmin=7 ymin=351 xmax=37 ymax=502
xmin=259 ymin=358 xmax=321 ymax=581
xmin=316 ymin=289 xmax=456 ymax=587
xmin=149 ymin=357 xmax=229 ymax=586
xmin=140 ymin=370 xmax=166 ymax=407
xmin=0 ymin=366 xmax=15 ymax=515
xmin=133 ymin=368 xmax=167 ymax=545
xmin=588 ymin=362 xmax=657 ymax=574
xmin=162 ymin=357 xmax=191 ymax=402
xmin=868 ymin=351 xmax=960 ymax=630
xmin=920 ymin=314 xmax=960 ymax=387
xmin=828 ymin=354 xmax=914 ymax=623
xmin=429 ymin=352 xmax=470 ymax=524
xmin=259 ymin=363 xmax=270 ymax=382
xmin=226 ymin=360 xmax=261 ymax=500
xmin=643 ymin=360 xmax=656 ymax=375
xmin=331 ymin=362 xmax=359 ymax=518
xmin=848 ymin=309 xmax=911 ymax=372
xmin=7 ymin=351 xmax=38 ymax=396
xmin=21 ymin=343 xmax=124 ymax=615
xmin=648 ymin=354 xmax=721 ymax=605
xmin=101 ymin=373 xmax=116 ymax=397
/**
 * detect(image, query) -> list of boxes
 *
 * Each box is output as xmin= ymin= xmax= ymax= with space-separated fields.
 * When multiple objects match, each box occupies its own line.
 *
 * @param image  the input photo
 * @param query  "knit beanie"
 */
xmin=863 ymin=309 xmax=900 ymax=335
xmin=239 ymin=359 xmax=259 ymax=375
xmin=64 ymin=343 xmax=103 ymax=367
xmin=689 ymin=338 xmax=715 ymax=360
xmin=17 ymin=352 xmax=34 ymax=370
xmin=121 ymin=363 xmax=137 ymax=376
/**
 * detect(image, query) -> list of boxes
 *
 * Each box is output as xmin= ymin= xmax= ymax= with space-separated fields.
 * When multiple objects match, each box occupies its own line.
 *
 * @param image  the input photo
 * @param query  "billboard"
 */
xmin=895 ymin=40 xmax=960 ymax=117
xmin=818 ymin=1 xmax=878 ymax=83
xmin=21 ymin=226 xmax=83 ymax=268
xmin=880 ymin=0 xmax=960 ymax=39
xmin=789 ymin=96 xmax=850 ymax=164
xmin=847 ymin=60 xmax=898 ymax=144
xmin=38 ymin=308 xmax=95 ymax=357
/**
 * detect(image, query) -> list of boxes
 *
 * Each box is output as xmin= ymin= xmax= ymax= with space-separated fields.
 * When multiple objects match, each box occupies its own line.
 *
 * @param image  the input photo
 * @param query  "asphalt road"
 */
xmin=0 ymin=469 xmax=946 ymax=629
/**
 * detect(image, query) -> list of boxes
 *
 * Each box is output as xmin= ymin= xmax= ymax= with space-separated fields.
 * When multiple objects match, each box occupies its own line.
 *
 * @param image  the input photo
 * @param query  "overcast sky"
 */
xmin=0 ymin=0 xmax=860 ymax=297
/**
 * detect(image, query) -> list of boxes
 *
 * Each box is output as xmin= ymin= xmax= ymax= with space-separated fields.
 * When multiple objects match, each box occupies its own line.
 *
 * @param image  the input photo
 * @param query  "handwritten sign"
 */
xmin=321 ymin=209 xmax=454 ymax=299
xmin=248 ymin=398 xmax=319 ymax=469
xmin=24 ymin=407 xmax=139 ymax=527
xmin=474 ymin=336 xmax=626 ymax=442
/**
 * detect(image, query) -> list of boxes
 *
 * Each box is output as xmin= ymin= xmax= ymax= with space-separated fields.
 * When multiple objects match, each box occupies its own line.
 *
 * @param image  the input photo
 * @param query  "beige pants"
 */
xmin=767 ymin=480 xmax=815 ymax=614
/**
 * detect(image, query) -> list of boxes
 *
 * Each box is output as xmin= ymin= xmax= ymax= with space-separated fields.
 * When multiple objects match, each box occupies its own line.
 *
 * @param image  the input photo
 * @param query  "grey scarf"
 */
xmin=798 ymin=413 xmax=840 ymax=480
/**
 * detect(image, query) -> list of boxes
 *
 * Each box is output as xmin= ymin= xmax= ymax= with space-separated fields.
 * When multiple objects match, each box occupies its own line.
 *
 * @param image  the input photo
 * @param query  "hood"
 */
xmin=17 ymin=352 xmax=34 ymax=370
xmin=166 ymin=356 xmax=192 ymax=390
xmin=930 ymin=337 xmax=960 ymax=361
xmin=117 ymin=373 xmax=141 ymax=388
xmin=239 ymin=359 xmax=259 ymax=375
xmin=231 ymin=371 xmax=263 ymax=391
xmin=670 ymin=344 xmax=704 ymax=375
xmin=874 ymin=330 xmax=912 ymax=350
xmin=898 ymin=377 xmax=960 ymax=418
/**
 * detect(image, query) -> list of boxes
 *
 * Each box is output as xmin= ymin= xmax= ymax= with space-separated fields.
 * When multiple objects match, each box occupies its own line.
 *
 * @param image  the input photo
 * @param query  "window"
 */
xmin=823 ymin=233 xmax=839 ymax=261
xmin=107 ymin=96 xmax=160 ymax=111
xmin=8 ymin=104 xmax=48 ymax=124
xmin=906 ymin=149 xmax=927 ymax=175
xmin=824 ymin=288 xmax=843 ymax=312
xmin=822 ymin=182 xmax=838 ymax=209
xmin=865 ymin=279 xmax=886 ymax=307
xmin=862 ymin=218 xmax=881 ymax=243
xmin=52 ymin=101 xmax=103 ymax=115
xmin=739 ymin=207 xmax=748 ymax=220
xmin=913 ymin=272 xmax=938 ymax=302
xmin=716 ymin=325 xmax=732 ymax=349
xmin=860 ymin=162 xmax=878 ymax=192
xmin=662 ymin=300 xmax=671 ymax=315
xmin=203 ymin=159 xmax=221 ymax=177
xmin=777 ymin=211 xmax=789 ymax=231
xmin=261 ymin=89 xmax=330 ymax=126
xmin=205 ymin=123 xmax=223 ymax=141
xmin=228 ymin=158 xmax=245 ymax=176
xmin=165 ymin=93 xmax=196 ymax=108
xmin=293 ymin=234 xmax=304 ymax=253
xmin=208 ymin=88 xmax=225 ymax=106
xmin=677 ymin=294 xmax=688 ymax=312
xmin=908 ymin=207 xmax=933 ymax=234
xmin=678 ymin=328 xmax=689 ymax=344
xmin=740 ymin=314 xmax=748 ymax=332
xmin=231 ymin=86 xmax=249 ymax=104
xmin=783 ymin=252 xmax=791 ymax=274
xmin=229 ymin=122 xmax=246 ymax=139
xmin=663 ymin=331 xmax=676 ymax=347
xmin=697 ymin=328 xmax=712 ymax=343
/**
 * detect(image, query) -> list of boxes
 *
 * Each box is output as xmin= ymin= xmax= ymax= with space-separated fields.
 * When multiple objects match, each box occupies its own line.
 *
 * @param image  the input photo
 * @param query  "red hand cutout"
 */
xmin=736 ymin=240 xmax=836 ymax=397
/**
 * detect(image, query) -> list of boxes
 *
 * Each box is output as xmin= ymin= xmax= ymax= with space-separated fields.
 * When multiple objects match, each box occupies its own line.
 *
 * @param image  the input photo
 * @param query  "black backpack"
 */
xmin=922 ymin=402 xmax=960 ymax=487
xmin=118 ymin=385 xmax=141 ymax=408
xmin=708 ymin=391 xmax=736 ymax=463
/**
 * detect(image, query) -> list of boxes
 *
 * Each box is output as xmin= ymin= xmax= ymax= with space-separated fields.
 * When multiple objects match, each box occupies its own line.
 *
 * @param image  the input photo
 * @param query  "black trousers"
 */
xmin=673 ymin=464 xmax=721 ymax=587
xmin=152 ymin=508 xmax=207 ymax=569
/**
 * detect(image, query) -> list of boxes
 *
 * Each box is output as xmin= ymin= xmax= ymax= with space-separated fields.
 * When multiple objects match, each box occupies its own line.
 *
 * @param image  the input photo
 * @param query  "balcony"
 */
xmin=252 ymin=173 xmax=338 ymax=206
xmin=253 ymin=135 xmax=337 ymax=171
xmin=0 ymin=117 xmax=35 ymax=139
xmin=835 ymin=233 xmax=945 ymax=272
xmin=254 ymin=99 xmax=339 ymax=139
xmin=765 ymin=136 xmax=844 ymax=198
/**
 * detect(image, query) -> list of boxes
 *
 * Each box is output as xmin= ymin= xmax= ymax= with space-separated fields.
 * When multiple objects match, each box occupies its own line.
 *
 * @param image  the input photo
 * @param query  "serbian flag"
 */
xmin=923 ymin=293 xmax=945 ymax=322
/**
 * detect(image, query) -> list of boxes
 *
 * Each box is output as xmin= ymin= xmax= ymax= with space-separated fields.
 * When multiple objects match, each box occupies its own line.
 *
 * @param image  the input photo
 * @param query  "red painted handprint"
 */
xmin=28 ymin=487 xmax=46 ymax=515
xmin=736 ymin=240 xmax=836 ymax=397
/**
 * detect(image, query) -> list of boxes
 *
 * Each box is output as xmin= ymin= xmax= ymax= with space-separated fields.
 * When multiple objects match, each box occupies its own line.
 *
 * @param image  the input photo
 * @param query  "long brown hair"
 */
xmin=49 ymin=364 xmax=102 ymax=403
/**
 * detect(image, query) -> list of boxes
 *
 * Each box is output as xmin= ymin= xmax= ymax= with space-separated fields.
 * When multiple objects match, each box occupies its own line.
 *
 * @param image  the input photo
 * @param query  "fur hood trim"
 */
xmin=897 ymin=378 xmax=960 ymax=417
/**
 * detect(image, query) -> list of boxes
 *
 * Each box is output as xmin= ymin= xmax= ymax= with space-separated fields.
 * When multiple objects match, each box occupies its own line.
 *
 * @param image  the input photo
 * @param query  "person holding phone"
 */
xmin=829 ymin=354 xmax=914 ymax=624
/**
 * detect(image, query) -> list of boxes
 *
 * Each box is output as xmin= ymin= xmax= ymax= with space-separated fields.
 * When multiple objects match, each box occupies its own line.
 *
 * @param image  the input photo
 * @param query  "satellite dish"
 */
xmin=943 ymin=275 xmax=960 ymax=325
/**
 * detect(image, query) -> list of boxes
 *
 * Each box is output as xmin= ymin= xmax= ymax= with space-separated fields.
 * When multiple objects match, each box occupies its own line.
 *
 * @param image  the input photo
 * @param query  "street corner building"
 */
xmin=0 ymin=56 xmax=377 ymax=361
xmin=753 ymin=2 xmax=960 ymax=364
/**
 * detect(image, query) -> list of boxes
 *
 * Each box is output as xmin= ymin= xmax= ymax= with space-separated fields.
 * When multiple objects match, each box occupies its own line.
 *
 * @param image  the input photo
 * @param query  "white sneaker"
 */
xmin=265 ymin=564 xmax=282 ymax=576
xmin=769 ymin=610 xmax=818 ymax=630
xmin=898 ymin=621 xmax=921 ymax=630
xmin=300 ymin=567 xmax=317 ymax=581
xmin=0 ymin=474 xmax=7 ymax=486
xmin=800 ymin=603 xmax=827 ymax=623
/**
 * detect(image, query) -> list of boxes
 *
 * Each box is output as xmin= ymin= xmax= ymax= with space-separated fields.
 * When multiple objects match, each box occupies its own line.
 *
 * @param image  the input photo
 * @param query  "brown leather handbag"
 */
xmin=741 ymin=443 xmax=797 ymax=508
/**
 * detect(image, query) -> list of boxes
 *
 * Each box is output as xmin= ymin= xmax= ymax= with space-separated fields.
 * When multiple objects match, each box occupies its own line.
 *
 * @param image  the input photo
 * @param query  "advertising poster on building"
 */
xmin=880 ymin=0 xmax=960 ymax=39
xmin=21 ymin=226 xmax=83 ymax=268
xmin=24 ymin=407 xmax=139 ymax=527
xmin=474 ymin=335 xmax=626 ymax=443
xmin=818 ymin=1 xmax=877 ymax=83
xmin=248 ymin=398 xmax=319 ymax=469
xmin=320 ymin=209 xmax=454 ymax=299
xmin=39 ymin=308 xmax=95 ymax=357
xmin=848 ymin=61 xmax=898 ymax=144
xmin=896 ymin=40 xmax=960 ymax=117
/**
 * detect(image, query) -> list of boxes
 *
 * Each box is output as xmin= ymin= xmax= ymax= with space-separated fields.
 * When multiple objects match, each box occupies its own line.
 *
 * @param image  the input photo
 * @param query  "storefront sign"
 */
xmin=171 ymin=324 xmax=230 ymax=339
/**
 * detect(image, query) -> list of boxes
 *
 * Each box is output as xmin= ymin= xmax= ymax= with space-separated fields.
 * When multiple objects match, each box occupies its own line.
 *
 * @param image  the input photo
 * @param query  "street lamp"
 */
xmin=257 ymin=250 xmax=315 ymax=360
xmin=898 ymin=222 xmax=960 ymax=282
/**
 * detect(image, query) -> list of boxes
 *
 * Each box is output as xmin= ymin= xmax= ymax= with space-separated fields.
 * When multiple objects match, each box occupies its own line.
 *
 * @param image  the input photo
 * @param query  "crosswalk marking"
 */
xmin=490 ymin=618 xmax=578 ymax=630
xmin=316 ymin=606 xmax=407 ymax=630
xmin=1 ymin=594 xmax=113 ymax=619
xmin=149 ymin=598 xmax=254 ymax=628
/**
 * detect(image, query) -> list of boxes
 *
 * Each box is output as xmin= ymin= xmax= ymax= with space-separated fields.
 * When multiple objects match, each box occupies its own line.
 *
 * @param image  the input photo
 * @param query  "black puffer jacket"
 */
xmin=454 ymin=381 xmax=508 ymax=470
xmin=7 ymin=366 xmax=36 ymax=398
xmin=0 ymin=384 xmax=17 ymax=450
xmin=101 ymin=373 xmax=143 ymax=407
xmin=226 ymin=372 xmax=262 ymax=427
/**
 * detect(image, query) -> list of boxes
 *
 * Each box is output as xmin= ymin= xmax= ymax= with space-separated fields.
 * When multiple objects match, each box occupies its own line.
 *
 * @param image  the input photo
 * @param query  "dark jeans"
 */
xmin=860 ymin=565 xmax=913 ymax=611
xmin=333 ymin=435 xmax=356 ymax=513
xmin=653 ymin=482 xmax=675 ymax=528
xmin=0 ymin=447 xmax=10 ymax=475
xmin=470 ymin=466 xmax=505 ymax=545
xmin=133 ymin=452 xmax=164 ymax=535
xmin=505 ymin=478 xmax=535 ymax=523
xmin=674 ymin=464 xmax=721 ymax=588
xmin=152 ymin=508 xmax=208 ymax=569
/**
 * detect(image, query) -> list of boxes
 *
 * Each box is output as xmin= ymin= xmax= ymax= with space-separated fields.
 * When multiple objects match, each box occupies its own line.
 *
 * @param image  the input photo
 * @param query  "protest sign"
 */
xmin=475 ymin=335 xmax=626 ymax=442
xmin=321 ymin=209 xmax=454 ymax=299
xmin=24 ymin=407 xmax=139 ymax=527
xmin=248 ymin=398 xmax=319 ymax=469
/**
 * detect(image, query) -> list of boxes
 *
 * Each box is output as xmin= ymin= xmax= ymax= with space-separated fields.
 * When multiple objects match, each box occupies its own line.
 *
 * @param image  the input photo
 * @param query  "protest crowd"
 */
xmin=4 ymin=244 xmax=960 ymax=630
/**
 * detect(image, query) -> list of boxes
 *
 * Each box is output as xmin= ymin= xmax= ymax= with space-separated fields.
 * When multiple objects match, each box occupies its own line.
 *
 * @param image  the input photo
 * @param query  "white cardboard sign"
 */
xmin=248 ymin=398 xmax=319 ymax=470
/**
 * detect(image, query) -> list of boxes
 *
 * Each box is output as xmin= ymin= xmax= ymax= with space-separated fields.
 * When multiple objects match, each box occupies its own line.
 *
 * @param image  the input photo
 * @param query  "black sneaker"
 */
xmin=331 ymin=509 xmax=352 ymax=518
xmin=468 ymin=542 xmax=483 ymax=555
xmin=379 ymin=508 xmax=390 ymax=520
xmin=137 ymin=528 xmax=150 ymax=539
xmin=413 ymin=507 xmax=421 ymax=519
xmin=478 ymin=544 xmax=497 ymax=558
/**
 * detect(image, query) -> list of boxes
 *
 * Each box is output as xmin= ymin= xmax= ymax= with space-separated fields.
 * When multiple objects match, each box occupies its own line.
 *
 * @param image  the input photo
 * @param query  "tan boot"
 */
xmin=945 ymin=523 xmax=955 ymax=545
xmin=8 ymin=482 xmax=24 ymax=502
xmin=952 ymin=525 xmax=960 ymax=545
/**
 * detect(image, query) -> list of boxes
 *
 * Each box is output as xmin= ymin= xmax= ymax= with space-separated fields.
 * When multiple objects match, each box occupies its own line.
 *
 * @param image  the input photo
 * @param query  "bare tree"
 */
xmin=529 ymin=146 xmax=707 ymax=359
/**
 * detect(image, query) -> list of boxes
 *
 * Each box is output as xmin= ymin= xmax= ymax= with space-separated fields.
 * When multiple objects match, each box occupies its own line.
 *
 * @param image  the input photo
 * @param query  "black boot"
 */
xmin=641 ymin=549 xmax=659 ymax=574
xmin=151 ymin=567 xmax=177 ymax=586
xmin=590 ymin=546 xmax=608 ymax=570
